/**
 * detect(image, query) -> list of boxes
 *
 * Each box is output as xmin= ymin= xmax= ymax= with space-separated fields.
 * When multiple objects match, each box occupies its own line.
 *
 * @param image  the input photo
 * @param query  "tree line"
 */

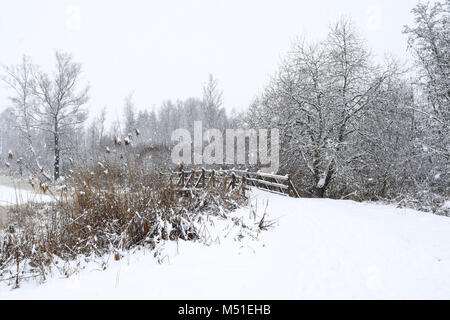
xmin=1 ymin=63 xmax=232 ymax=180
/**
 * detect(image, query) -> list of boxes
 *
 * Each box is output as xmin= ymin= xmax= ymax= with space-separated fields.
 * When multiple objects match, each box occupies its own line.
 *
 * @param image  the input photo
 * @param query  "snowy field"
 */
xmin=1 ymin=189 xmax=450 ymax=299
xmin=0 ymin=183 xmax=54 ymax=227
xmin=0 ymin=185 xmax=53 ymax=207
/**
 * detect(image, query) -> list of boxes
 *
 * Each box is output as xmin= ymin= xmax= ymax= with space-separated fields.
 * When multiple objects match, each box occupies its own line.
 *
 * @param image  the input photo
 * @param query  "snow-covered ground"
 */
xmin=0 ymin=181 xmax=54 ymax=226
xmin=1 ymin=189 xmax=450 ymax=299
xmin=0 ymin=185 xmax=53 ymax=207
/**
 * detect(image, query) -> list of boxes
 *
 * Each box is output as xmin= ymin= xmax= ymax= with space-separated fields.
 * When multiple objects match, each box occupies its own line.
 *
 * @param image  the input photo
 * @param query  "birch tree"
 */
xmin=2 ymin=56 xmax=51 ymax=181
xmin=33 ymin=51 xmax=89 ymax=180
xmin=202 ymin=74 xmax=225 ymax=129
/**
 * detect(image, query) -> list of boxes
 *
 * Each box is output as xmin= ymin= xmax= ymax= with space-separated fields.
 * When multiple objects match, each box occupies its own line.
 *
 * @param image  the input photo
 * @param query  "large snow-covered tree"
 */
xmin=404 ymin=0 xmax=450 ymax=123
xmin=248 ymin=19 xmax=398 ymax=197
xmin=404 ymin=0 xmax=449 ymax=194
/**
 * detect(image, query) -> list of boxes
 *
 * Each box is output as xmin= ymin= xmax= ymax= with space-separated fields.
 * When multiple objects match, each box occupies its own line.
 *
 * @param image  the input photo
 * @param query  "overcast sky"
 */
xmin=0 ymin=0 xmax=423 ymax=123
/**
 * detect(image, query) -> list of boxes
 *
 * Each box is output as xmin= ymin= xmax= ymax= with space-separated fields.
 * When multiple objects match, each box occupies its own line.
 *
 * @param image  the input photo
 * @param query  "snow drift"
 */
xmin=1 ymin=189 xmax=450 ymax=299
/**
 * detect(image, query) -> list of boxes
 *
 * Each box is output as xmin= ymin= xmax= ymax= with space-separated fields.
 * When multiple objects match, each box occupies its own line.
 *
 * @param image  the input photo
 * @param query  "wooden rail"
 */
xmin=161 ymin=169 xmax=299 ymax=198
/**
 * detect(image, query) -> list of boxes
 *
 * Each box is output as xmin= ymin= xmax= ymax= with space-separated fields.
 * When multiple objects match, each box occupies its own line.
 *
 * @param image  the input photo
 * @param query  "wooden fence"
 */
xmin=161 ymin=169 xmax=299 ymax=198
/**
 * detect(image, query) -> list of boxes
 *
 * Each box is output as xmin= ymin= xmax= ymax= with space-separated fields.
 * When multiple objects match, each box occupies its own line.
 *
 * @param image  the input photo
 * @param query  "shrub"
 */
xmin=0 ymin=157 xmax=247 ymax=287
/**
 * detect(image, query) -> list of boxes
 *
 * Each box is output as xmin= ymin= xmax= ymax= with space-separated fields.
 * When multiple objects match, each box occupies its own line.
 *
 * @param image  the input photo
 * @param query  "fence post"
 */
xmin=202 ymin=168 xmax=206 ymax=188
xmin=180 ymin=170 xmax=185 ymax=187
xmin=242 ymin=175 xmax=247 ymax=196
xmin=287 ymin=176 xmax=300 ymax=198
xmin=231 ymin=172 xmax=236 ymax=190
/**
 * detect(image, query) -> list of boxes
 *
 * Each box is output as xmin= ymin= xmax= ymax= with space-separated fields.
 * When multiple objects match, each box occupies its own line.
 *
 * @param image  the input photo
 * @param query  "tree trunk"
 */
xmin=54 ymin=120 xmax=60 ymax=181
xmin=315 ymin=186 xmax=326 ymax=198
xmin=314 ymin=162 xmax=335 ymax=198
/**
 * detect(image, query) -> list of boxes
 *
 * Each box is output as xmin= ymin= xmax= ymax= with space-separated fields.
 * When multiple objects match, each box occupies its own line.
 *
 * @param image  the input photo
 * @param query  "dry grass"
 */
xmin=0 ymin=154 xmax=247 ymax=287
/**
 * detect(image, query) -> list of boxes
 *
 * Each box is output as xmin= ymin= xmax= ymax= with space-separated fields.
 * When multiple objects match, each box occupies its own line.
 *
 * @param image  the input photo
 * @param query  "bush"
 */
xmin=0 ymin=157 xmax=247 ymax=287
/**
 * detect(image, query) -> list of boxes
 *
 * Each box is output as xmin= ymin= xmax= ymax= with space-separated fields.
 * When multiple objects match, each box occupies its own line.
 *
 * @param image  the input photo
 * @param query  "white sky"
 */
xmin=0 ymin=0 xmax=423 ymax=123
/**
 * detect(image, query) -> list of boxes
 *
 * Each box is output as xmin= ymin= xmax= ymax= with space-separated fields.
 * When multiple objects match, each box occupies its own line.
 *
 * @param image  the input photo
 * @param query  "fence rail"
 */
xmin=161 ymin=169 xmax=299 ymax=198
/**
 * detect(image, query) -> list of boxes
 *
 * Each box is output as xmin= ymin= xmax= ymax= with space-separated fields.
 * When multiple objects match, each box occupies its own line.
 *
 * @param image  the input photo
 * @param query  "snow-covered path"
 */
xmin=1 ymin=189 xmax=450 ymax=299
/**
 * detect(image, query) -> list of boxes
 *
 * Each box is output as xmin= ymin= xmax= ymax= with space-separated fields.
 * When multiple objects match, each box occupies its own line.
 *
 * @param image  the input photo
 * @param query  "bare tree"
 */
xmin=202 ymin=74 xmax=224 ymax=129
xmin=123 ymin=92 xmax=136 ymax=136
xmin=404 ymin=0 xmax=449 ymax=173
xmin=33 ymin=51 xmax=89 ymax=180
xmin=248 ymin=19 xmax=397 ymax=197
xmin=404 ymin=0 xmax=450 ymax=122
xmin=2 ymin=55 xmax=51 ymax=181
